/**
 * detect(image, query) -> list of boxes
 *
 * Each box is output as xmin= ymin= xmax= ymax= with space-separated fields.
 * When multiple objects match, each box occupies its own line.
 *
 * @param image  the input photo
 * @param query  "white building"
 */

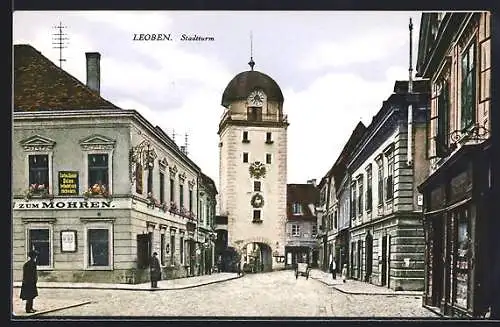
xmin=217 ymin=59 xmax=288 ymax=271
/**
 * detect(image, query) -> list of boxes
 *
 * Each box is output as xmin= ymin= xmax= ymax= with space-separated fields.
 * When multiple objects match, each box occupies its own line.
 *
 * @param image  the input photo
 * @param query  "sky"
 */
xmin=13 ymin=11 xmax=423 ymax=186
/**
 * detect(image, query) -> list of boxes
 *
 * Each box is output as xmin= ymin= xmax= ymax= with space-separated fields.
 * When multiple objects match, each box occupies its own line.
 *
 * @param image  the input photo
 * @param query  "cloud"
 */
xmin=284 ymin=70 xmax=397 ymax=183
xmin=301 ymin=28 xmax=408 ymax=71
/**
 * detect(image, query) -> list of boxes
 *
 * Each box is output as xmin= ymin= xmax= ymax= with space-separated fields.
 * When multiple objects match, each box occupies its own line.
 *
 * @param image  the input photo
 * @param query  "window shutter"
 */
xmin=429 ymin=94 xmax=439 ymax=159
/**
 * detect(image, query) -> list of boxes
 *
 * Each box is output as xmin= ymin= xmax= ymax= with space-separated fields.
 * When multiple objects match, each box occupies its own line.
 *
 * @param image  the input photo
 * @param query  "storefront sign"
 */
xmin=60 ymin=230 xmax=77 ymax=252
xmin=12 ymin=198 xmax=131 ymax=210
xmin=58 ymin=171 xmax=79 ymax=196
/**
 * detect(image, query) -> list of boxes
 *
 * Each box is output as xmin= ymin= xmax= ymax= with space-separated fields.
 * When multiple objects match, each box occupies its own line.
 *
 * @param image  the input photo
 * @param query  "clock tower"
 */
xmin=218 ymin=58 xmax=288 ymax=271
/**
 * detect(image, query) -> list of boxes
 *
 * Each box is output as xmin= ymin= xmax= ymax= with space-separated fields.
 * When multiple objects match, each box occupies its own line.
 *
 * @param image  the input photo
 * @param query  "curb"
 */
xmin=13 ymin=300 xmax=92 ymax=318
xmin=12 ymin=275 xmax=241 ymax=292
xmin=311 ymin=277 xmax=423 ymax=296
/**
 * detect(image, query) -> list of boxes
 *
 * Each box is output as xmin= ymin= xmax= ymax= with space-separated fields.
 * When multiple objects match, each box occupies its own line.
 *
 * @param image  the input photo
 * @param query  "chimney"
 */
xmin=85 ymin=52 xmax=101 ymax=94
xmin=307 ymin=179 xmax=317 ymax=186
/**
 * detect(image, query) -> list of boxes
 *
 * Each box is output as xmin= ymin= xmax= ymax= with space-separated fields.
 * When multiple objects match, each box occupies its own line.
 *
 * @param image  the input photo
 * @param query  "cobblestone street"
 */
xmin=14 ymin=270 xmax=438 ymax=317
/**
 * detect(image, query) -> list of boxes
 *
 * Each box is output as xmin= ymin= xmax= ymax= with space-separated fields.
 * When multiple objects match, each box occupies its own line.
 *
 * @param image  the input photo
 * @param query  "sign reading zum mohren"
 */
xmin=13 ymin=200 xmax=115 ymax=210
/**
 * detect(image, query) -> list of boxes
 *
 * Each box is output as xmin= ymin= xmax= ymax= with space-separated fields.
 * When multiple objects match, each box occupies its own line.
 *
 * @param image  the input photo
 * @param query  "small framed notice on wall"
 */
xmin=60 ymin=230 xmax=77 ymax=253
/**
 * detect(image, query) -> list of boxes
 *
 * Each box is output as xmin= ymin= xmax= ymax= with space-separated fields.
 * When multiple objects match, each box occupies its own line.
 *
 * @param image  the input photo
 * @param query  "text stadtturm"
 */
xmin=133 ymin=33 xmax=215 ymax=41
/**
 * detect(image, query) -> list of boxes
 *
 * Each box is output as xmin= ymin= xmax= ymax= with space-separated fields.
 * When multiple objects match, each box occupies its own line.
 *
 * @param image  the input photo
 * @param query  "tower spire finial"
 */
xmin=248 ymin=31 xmax=255 ymax=71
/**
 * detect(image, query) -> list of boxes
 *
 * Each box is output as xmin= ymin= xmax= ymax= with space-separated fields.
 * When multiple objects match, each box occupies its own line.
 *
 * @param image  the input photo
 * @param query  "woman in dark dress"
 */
xmin=20 ymin=250 xmax=38 ymax=313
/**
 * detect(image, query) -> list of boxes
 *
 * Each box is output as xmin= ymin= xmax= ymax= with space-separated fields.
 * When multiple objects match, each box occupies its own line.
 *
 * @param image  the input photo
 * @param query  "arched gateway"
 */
xmin=217 ymin=58 xmax=288 ymax=271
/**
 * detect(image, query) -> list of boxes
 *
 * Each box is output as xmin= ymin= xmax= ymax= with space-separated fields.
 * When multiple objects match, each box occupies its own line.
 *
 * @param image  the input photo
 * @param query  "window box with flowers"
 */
xmin=169 ymin=202 xmax=178 ymax=214
xmin=146 ymin=192 xmax=160 ymax=209
xmin=187 ymin=211 xmax=196 ymax=221
xmin=25 ymin=183 xmax=54 ymax=201
xmin=179 ymin=206 xmax=189 ymax=217
xmin=83 ymin=183 xmax=111 ymax=200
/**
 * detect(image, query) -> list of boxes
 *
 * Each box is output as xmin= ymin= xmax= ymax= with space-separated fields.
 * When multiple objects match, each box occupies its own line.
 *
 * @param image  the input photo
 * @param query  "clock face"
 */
xmin=248 ymin=90 xmax=265 ymax=107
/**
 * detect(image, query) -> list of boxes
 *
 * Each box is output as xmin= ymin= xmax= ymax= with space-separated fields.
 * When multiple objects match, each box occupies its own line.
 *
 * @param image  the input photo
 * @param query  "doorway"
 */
xmin=432 ymin=217 xmax=444 ymax=307
xmin=381 ymin=235 xmax=387 ymax=286
xmin=357 ymin=240 xmax=362 ymax=280
xmin=365 ymin=232 xmax=373 ymax=282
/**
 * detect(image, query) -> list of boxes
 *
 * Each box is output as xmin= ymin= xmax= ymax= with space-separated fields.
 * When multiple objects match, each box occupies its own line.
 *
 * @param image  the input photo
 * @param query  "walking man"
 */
xmin=20 ymin=250 xmax=38 ymax=313
xmin=329 ymin=253 xmax=336 ymax=279
xmin=150 ymin=252 xmax=161 ymax=288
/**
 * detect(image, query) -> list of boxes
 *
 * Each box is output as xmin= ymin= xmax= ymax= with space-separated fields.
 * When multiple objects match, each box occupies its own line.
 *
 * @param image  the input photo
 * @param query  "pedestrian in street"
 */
xmin=341 ymin=264 xmax=347 ymax=283
xmin=329 ymin=253 xmax=336 ymax=279
xmin=20 ymin=249 xmax=39 ymax=313
xmin=150 ymin=252 xmax=161 ymax=288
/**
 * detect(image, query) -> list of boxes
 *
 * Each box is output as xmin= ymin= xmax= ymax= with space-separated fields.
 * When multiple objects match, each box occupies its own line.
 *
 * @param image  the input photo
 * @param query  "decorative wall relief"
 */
xmin=169 ymin=165 xmax=178 ymax=177
xmin=249 ymin=161 xmax=266 ymax=179
xmin=251 ymin=193 xmax=265 ymax=208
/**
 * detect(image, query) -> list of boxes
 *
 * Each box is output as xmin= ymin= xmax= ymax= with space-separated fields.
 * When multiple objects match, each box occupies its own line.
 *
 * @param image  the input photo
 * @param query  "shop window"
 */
xmin=180 ymin=236 xmax=184 ymax=264
xmin=27 ymin=227 xmax=52 ymax=268
xmin=170 ymin=234 xmax=175 ymax=265
xmin=28 ymin=155 xmax=49 ymax=194
xmin=87 ymin=227 xmax=112 ymax=268
xmin=137 ymin=233 xmax=151 ymax=269
xmin=454 ymin=207 xmax=471 ymax=309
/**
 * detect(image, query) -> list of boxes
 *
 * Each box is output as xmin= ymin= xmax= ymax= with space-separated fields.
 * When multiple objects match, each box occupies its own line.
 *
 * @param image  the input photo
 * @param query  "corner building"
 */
xmin=217 ymin=61 xmax=288 ymax=271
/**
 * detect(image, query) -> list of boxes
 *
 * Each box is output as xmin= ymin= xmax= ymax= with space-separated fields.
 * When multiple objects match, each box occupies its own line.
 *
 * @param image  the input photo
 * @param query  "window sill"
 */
xmin=265 ymin=141 xmax=274 ymax=145
xmin=85 ymin=266 xmax=113 ymax=271
xmin=252 ymin=220 xmax=263 ymax=224
xmin=242 ymin=140 xmax=250 ymax=143
xmin=37 ymin=267 xmax=53 ymax=271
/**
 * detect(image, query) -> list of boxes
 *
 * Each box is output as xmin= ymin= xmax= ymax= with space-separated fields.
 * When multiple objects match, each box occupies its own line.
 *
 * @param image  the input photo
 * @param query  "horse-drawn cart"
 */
xmin=295 ymin=262 xmax=310 ymax=279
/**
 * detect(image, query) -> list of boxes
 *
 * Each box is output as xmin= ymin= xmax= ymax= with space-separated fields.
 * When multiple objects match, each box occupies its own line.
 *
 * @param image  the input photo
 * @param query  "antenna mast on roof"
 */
xmin=172 ymin=129 xmax=176 ymax=143
xmin=52 ymin=21 xmax=69 ymax=69
xmin=184 ymin=133 xmax=189 ymax=156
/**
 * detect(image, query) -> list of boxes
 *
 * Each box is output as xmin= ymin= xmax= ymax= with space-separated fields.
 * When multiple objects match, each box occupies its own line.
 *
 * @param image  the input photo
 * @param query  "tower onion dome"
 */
xmin=221 ymin=70 xmax=284 ymax=108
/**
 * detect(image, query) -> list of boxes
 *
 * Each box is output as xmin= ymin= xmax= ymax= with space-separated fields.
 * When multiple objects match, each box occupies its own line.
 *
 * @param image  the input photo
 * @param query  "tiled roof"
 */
xmin=286 ymin=184 xmax=319 ymax=221
xmin=13 ymin=44 xmax=120 ymax=112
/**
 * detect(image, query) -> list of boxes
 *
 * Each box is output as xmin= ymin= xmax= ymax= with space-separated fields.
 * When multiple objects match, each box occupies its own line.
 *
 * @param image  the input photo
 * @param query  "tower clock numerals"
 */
xmin=249 ymin=161 xmax=266 ymax=179
xmin=247 ymin=90 xmax=265 ymax=107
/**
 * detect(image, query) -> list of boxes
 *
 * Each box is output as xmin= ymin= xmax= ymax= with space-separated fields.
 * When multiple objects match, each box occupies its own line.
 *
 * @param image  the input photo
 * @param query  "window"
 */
xmin=180 ymin=236 xmax=184 ymax=264
xmin=266 ymin=132 xmax=273 ymax=144
xmin=88 ymin=154 xmax=109 ymax=189
xmin=170 ymin=178 xmax=175 ymax=202
xmin=206 ymin=202 xmax=210 ymax=225
xmin=170 ymin=234 xmax=175 ymax=264
xmin=254 ymin=181 xmax=261 ymax=192
xmin=292 ymin=203 xmax=302 ymax=215
xmin=159 ymin=172 xmax=165 ymax=203
xmin=189 ymin=189 xmax=193 ymax=212
xmin=248 ymin=107 xmax=262 ymax=121
xmin=242 ymin=131 xmax=249 ymax=143
xmin=28 ymin=155 xmax=49 ymax=192
xmin=292 ymin=224 xmax=300 ymax=237
xmin=199 ymin=200 xmax=204 ymax=222
xmin=350 ymin=182 xmax=357 ymax=218
xmin=461 ymin=41 xmax=476 ymax=129
xmin=87 ymin=228 xmax=110 ymax=268
xmin=160 ymin=233 xmax=166 ymax=266
xmin=436 ymin=81 xmax=450 ymax=157
xmin=386 ymin=151 xmax=394 ymax=200
xmin=366 ymin=165 xmax=372 ymax=211
xmin=334 ymin=210 xmax=338 ymax=229
xmin=179 ymin=184 xmax=184 ymax=208
xmin=358 ymin=177 xmax=363 ymax=215
xmin=135 ymin=163 xmax=143 ymax=194
xmin=27 ymin=228 xmax=51 ymax=268
xmin=377 ymin=159 xmax=384 ymax=206
xmin=312 ymin=224 xmax=318 ymax=236
xmin=147 ymin=166 xmax=153 ymax=195
xmin=253 ymin=210 xmax=261 ymax=222
xmin=266 ymin=153 xmax=272 ymax=164
xmin=243 ymin=152 xmax=249 ymax=163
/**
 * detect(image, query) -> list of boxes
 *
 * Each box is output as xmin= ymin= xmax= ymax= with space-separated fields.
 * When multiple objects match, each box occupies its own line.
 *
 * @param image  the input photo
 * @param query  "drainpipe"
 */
xmin=407 ymin=18 xmax=414 ymax=167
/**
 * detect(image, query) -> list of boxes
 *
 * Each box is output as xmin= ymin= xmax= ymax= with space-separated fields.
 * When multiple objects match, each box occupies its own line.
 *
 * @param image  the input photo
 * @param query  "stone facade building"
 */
xmin=416 ymin=12 xmax=494 ymax=318
xmin=346 ymin=79 xmax=430 ymax=291
xmin=217 ymin=59 xmax=288 ymax=271
xmin=12 ymin=44 xmax=217 ymax=283
xmin=285 ymin=183 xmax=319 ymax=268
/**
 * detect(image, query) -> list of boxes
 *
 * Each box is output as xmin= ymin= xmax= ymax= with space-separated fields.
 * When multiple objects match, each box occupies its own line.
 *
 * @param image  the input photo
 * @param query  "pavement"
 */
xmin=12 ymin=272 xmax=240 ymax=317
xmin=309 ymin=269 xmax=424 ymax=296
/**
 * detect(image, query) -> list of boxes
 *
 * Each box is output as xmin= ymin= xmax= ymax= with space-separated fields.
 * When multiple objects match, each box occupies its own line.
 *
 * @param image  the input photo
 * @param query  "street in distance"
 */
xmin=133 ymin=33 xmax=215 ymax=41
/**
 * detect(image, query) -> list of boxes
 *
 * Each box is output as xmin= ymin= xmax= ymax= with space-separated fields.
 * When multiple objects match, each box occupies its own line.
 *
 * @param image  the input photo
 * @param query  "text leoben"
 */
xmin=16 ymin=200 xmax=114 ymax=209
